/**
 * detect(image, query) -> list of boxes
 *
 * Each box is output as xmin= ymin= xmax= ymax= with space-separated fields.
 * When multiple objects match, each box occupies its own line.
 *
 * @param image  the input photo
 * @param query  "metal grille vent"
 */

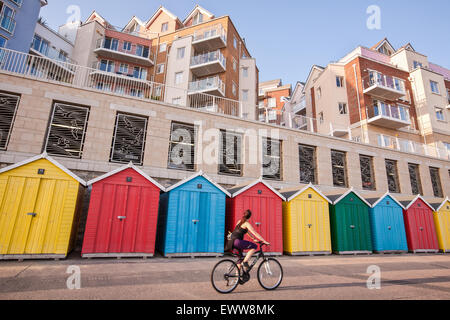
xmin=0 ymin=93 xmax=20 ymax=150
xmin=360 ymin=155 xmax=375 ymax=191
xmin=408 ymin=163 xmax=422 ymax=195
xmin=299 ymin=144 xmax=316 ymax=184
xmin=45 ymin=103 xmax=89 ymax=158
xmin=110 ymin=113 xmax=147 ymax=165
xmin=331 ymin=150 xmax=347 ymax=187
xmin=262 ymin=137 xmax=281 ymax=180
xmin=168 ymin=122 xmax=196 ymax=171
xmin=219 ymin=130 xmax=242 ymax=176
xmin=429 ymin=167 xmax=443 ymax=198
xmin=385 ymin=160 xmax=400 ymax=193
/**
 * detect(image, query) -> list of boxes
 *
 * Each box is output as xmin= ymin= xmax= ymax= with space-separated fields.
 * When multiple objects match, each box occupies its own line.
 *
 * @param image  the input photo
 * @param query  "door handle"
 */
xmin=255 ymin=222 xmax=261 ymax=226
xmin=118 ymin=216 xmax=126 ymax=220
xmin=307 ymin=224 xmax=312 ymax=228
xmin=387 ymin=226 xmax=392 ymax=230
xmin=419 ymin=227 xmax=424 ymax=231
xmin=192 ymin=220 xmax=199 ymax=224
xmin=27 ymin=213 xmax=37 ymax=218
xmin=350 ymin=225 xmax=355 ymax=229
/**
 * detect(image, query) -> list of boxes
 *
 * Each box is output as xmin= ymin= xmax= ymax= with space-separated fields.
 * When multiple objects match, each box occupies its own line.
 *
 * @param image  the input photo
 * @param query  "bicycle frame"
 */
xmin=234 ymin=242 xmax=267 ymax=273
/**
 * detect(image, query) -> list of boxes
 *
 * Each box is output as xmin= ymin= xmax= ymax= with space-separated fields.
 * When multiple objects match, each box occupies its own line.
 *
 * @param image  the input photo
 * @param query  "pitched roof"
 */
xmin=183 ymin=5 xmax=215 ymax=24
xmin=85 ymin=10 xmax=113 ymax=28
xmin=227 ymin=178 xmax=286 ymax=201
xmin=87 ymin=162 xmax=165 ymax=191
xmin=362 ymin=192 xmax=405 ymax=209
xmin=395 ymin=194 xmax=435 ymax=211
xmin=165 ymin=171 xmax=231 ymax=197
xmin=322 ymin=188 xmax=371 ymax=207
xmin=0 ymin=153 xmax=86 ymax=186
xmin=280 ymin=183 xmax=331 ymax=203
xmin=303 ymin=65 xmax=325 ymax=91
xmin=123 ymin=16 xmax=145 ymax=32
xmin=426 ymin=197 xmax=449 ymax=211
xmin=371 ymin=37 xmax=396 ymax=53
xmin=145 ymin=6 xmax=181 ymax=28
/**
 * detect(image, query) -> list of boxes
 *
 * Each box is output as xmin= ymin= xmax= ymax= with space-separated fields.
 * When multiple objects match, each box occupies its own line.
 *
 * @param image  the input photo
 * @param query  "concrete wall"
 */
xmin=239 ymin=58 xmax=257 ymax=121
xmin=71 ymin=21 xmax=105 ymax=68
xmin=0 ymin=72 xmax=449 ymax=197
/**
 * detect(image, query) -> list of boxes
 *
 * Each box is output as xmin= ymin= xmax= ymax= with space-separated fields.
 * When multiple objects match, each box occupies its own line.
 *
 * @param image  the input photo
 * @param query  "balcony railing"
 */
xmin=292 ymin=99 xmax=306 ymax=114
xmin=188 ymin=76 xmax=225 ymax=96
xmin=367 ymin=101 xmax=411 ymax=129
xmin=0 ymin=14 xmax=16 ymax=34
xmin=363 ymin=71 xmax=406 ymax=100
xmin=191 ymin=50 xmax=226 ymax=68
xmin=31 ymin=38 xmax=77 ymax=65
xmin=91 ymin=61 xmax=148 ymax=81
xmin=192 ymin=25 xmax=227 ymax=51
xmin=95 ymin=38 xmax=154 ymax=64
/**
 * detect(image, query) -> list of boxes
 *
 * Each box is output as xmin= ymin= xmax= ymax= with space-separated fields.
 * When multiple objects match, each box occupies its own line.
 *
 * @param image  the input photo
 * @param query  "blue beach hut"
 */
xmin=365 ymin=192 xmax=408 ymax=253
xmin=156 ymin=171 xmax=231 ymax=257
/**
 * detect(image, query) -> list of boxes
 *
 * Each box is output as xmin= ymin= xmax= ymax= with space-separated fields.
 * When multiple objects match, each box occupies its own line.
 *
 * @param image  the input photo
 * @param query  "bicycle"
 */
xmin=211 ymin=242 xmax=283 ymax=294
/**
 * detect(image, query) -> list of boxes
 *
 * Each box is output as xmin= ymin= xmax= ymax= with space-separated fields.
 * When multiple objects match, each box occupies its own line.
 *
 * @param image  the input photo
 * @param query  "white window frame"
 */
xmin=242 ymin=67 xmax=248 ymax=78
xmin=232 ymin=81 xmax=237 ymax=96
xmin=338 ymin=102 xmax=347 ymax=115
xmin=161 ymin=22 xmax=168 ymax=33
xmin=157 ymin=63 xmax=165 ymax=74
xmin=119 ymin=63 xmax=129 ymax=74
xmin=159 ymin=42 xmax=167 ymax=53
xmin=177 ymin=47 xmax=185 ymax=60
xmin=242 ymin=89 xmax=248 ymax=101
xmin=435 ymin=107 xmax=445 ymax=121
xmin=430 ymin=80 xmax=440 ymax=94
xmin=336 ymin=76 xmax=344 ymax=88
xmin=175 ymin=71 xmax=183 ymax=85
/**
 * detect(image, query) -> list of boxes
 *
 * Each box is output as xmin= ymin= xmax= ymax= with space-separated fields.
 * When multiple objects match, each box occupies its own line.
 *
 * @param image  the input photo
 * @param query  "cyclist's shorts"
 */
xmin=233 ymin=239 xmax=257 ymax=251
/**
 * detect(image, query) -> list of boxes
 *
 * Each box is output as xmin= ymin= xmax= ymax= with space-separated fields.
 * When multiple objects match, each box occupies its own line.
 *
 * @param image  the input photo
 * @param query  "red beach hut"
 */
xmin=226 ymin=178 xmax=285 ymax=255
xmin=398 ymin=195 xmax=439 ymax=253
xmin=81 ymin=163 xmax=165 ymax=258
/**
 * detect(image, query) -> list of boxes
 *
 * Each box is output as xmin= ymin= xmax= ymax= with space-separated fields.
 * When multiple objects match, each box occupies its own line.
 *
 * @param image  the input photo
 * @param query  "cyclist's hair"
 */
xmin=237 ymin=210 xmax=252 ymax=228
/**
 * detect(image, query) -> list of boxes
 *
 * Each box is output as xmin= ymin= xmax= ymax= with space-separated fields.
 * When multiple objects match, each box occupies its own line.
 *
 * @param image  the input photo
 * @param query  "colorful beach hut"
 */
xmin=398 ymin=195 xmax=439 ymax=253
xmin=429 ymin=197 xmax=450 ymax=253
xmin=156 ymin=171 xmax=230 ymax=257
xmin=324 ymin=188 xmax=373 ymax=254
xmin=364 ymin=192 xmax=408 ymax=253
xmin=226 ymin=179 xmax=285 ymax=255
xmin=0 ymin=153 xmax=86 ymax=260
xmin=280 ymin=184 xmax=332 ymax=255
xmin=81 ymin=163 xmax=165 ymax=258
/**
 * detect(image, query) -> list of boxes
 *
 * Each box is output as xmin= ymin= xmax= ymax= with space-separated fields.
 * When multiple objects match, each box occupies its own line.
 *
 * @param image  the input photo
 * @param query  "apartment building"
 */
xmin=69 ymin=5 xmax=259 ymax=120
xmin=258 ymin=79 xmax=291 ymax=124
xmin=291 ymin=38 xmax=450 ymax=167
xmin=0 ymin=0 xmax=47 ymax=51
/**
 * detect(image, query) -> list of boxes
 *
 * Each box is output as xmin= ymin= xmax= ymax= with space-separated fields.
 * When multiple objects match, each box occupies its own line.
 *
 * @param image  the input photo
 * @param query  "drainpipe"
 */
xmin=353 ymin=64 xmax=365 ymax=143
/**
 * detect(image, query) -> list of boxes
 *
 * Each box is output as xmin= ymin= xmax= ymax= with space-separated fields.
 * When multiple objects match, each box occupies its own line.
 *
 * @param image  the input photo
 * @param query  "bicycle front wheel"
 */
xmin=257 ymin=258 xmax=283 ymax=290
xmin=211 ymin=259 xmax=241 ymax=294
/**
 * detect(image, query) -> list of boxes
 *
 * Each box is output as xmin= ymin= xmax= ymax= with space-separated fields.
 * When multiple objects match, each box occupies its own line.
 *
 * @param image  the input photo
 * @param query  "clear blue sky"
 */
xmin=41 ymin=0 xmax=450 ymax=88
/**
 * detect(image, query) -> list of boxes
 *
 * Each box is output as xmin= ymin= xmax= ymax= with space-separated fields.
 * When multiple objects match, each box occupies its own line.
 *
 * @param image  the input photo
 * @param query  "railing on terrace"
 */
xmin=363 ymin=71 xmax=406 ymax=93
xmin=91 ymin=61 xmax=148 ymax=80
xmin=193 ymin=24 xmax=227 ymax=43
xmin=188 ymin=76 xmax=225 ymax=94
xmin=190 ymin=50 xmax=226 ymax=67
xmin=95 ymin=38 xmax=154 ymax=61
xmin=0 ymin=47 xmax=448 ymax=162
xmin=368 ymin=101 xmax=411 ymax=123
xmin=31 ymin=38 xmax=77 ymax=65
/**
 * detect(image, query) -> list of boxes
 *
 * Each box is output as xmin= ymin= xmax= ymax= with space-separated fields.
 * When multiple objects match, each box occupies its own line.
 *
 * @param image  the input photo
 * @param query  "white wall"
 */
xmin=239 ymin=58 xmax=257 ymax=120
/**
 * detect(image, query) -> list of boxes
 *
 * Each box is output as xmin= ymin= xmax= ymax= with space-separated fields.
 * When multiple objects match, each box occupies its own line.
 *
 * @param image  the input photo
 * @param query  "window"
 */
xmin=161 ymin=22 xmax=168 ymax=32
xmin=299 ymin=144 xmax=316 ymax=184
xmin=429 ymin=167 xmax=443 ymax=198
xmin=0 ymin=35 xmax=6 ymax=48
xmin=1 ymin=5 xmax=15 ymax=34
xmin=45 ymin=102 xmax=90 ymax=159
xmin=159 ymin=43 xmax=167 ymax=53
xmin=233 ymin=36 xmax=237 ymax=49
xmin=436 ymin=107 xmax=445 ymax=121
xmin=119 ymin=63 xmax=129 ymax=74
xmin=175 ymin=72 xmax=183 ymax=85
xmin=242 ymin=90 xmax=248 ymax=101
xmin=123 ymin=41 xmax=132 ymax=51
xmin=430 ymin=80 xmax=440 ymax=94
xmin=10 ymin=0 xmax=23 ymax=6
xmin=168 ymin=122 xmax=196 ymax=171
xmin=338 ymin=103 xmax=347 ymax=115
xmin=58 ymin=50 xmax=68 ymax=62
xmin=360 ymin=155 xmax=375 ymax=190
xmin=0 ymin=92 xmax=20 ymax=150
xmin=413 ymin=61 xmax=423 ymax=69
xmin=242 ymin=67 xmax=248 ymax=78
xmin=268 ymin=97 xmax=276 ymax=108
xmin=317 ymin=87 xmax=322 ymax=99
xmin=219 ymin=130 xmax=242 ymax=176
xmin=177 ymin=47 xmax=185 ymax=59
xmin=193 ymin=12 xmax=203 ymax=25
xmin=232 ymin=58 xmax=237 ymax=71
xmin=156 ymin=63 xmax=165 ymax=74
xmin=110 ymin=113 xmax=148 ymax=165
xmin=331 ymin=150 xmax=347 ymax=187
xmin=336 ymin=76 xmax=344 ymax=88
xmin=133 ymin=66 xmax=147 ymax=80
xmin=232 ymin=82 xmax=237 ymax=96
xmin=385 ymin=159 xmax=400 ymax=193
xmin=408 ymin=163 xmax=423 ymax=195
xmin=99 ymin=59 xmax=114 ymax=72
xmin=447 ymin=90 xmax=450 ymax=104
xmin=262 ymin=138 xmax=282 ymax=180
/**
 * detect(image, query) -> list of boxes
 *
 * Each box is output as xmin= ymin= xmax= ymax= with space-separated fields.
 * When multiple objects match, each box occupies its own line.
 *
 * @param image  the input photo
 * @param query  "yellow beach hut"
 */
xmin=430 ymin=197 xmax=450 ymax=253
xmin=0 ymin=153 xmax=86 ymax=260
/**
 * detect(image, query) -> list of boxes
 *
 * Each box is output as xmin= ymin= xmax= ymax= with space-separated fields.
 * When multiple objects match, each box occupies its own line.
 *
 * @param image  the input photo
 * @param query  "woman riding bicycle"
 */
xmin=228 ymin=210 xmax=270 ymax=272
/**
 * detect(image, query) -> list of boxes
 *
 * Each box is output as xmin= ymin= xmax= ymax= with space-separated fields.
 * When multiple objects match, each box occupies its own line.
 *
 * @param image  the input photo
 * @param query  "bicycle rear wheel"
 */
xmin=257 ymin=258 xmax=283 ymax=290
xmin=211 ymin=259 xmax=241 ymax=294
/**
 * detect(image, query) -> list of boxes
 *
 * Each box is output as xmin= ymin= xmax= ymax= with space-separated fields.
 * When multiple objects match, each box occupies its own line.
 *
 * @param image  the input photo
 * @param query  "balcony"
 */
xmin=30 ymin=38 xmax=77 ymax=65
xmin=190 ymin=50 xmax=226 ymax=77
xmin=94 ymin=38 xmax=154 ymax=67
xmin=192 ymin=25 xmax=227 ymax=52
xmin=0 ymin=14 xmax=16 ymax=34
xmin=363 ymin=71 xmax=406 ymax=100
xmin=188 ymin=76 xmax=225 ymax=96
xmin=367 ymin=101 xmax=411 ymax=129
xmin=292 ymin=99 xmax=306 ymax=115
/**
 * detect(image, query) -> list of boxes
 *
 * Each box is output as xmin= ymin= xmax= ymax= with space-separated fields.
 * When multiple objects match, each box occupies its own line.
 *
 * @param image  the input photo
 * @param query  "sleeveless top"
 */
xmin=231 ymin=224 xmax=248 ymax=241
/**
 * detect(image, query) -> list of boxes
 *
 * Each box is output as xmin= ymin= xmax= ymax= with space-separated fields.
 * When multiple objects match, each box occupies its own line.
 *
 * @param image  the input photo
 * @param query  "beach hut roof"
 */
xmin=227 ymin=178 xmax=286 ymax=201
xmin=0 ymin=153 xmax=86 ymax=186
xmin=427 ymin=197 xmax=450 ymax=212
xmin=165 ymin=171 xmax=231 ymax=197
xmin=396 ymin=194 xmax=435 ymax=211
xmin=363 ymin=192 xmax=405 ymax=209
xmin=280 ymin=183 xmax=331 ymax=203
xmin=322 ymin=188 xmax=371 ymax=207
